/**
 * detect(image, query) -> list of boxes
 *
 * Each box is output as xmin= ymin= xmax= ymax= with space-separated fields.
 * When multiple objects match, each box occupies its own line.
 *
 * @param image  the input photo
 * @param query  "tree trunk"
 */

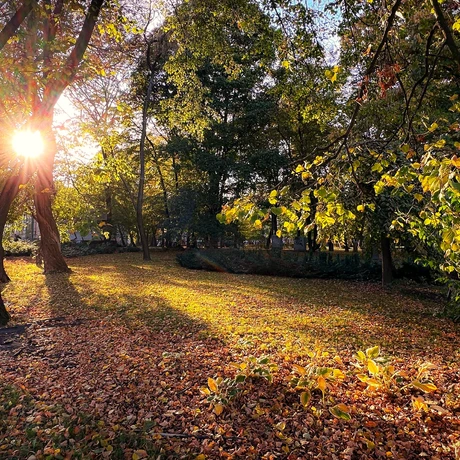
xmin=0 ymin=292 xmax=10 ymax=326
xmin=0 ymin=246 xmax=9 ymax=284
xmin=151 ymin=231 xmax=157 ymax=248
xmin=33 ymin=119 xmax=70 ymax=274
xmin=118 ymin=225 xmax=126 ymax=247
xmin=136 ymin=49 xmax=156 ymax=261
xmin=0 ymin=0 xmax=36 ymax=53
xmin=0 ymin=172 xmax=26 ymax=283
xmin=381 ymin=233 xmax=394 ymax=286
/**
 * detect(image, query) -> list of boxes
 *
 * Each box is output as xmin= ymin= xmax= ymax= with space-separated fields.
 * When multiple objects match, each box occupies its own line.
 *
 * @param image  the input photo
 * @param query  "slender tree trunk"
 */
xmin=0 ymin=292 xmax=10 ymax=326
xmin=118 ymin=225 xmax=126 ymax=247
xmin=381 ymin=233 xmax=394 ymax=286
xmin=136 ymin=52 xmax=155 ymax=261
xmin=100 ymin=147 xmax=114 ymax=240
xmin=33 ymin=118 xmax=70 ymax=274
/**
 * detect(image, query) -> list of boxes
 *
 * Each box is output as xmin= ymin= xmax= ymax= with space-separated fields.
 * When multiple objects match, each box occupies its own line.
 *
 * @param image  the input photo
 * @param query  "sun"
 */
xmin=12 ymin=130 xmax=44 ymax=158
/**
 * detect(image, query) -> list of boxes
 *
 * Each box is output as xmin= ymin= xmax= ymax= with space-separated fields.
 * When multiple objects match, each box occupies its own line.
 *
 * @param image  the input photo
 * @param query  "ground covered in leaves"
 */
xmin=1 ymin=251 xmax=459 ymax=459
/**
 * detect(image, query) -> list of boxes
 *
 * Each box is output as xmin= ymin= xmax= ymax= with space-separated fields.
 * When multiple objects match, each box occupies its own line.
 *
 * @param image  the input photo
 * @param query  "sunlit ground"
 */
xmin=4 ymin=252 xmax=456 ymax=359
xmin=1 ymin=252 xmax=460 ymax=459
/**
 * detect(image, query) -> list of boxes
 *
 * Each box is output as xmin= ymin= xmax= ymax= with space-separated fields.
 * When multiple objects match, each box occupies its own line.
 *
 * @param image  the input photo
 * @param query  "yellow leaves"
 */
xmin=317 ymin=376 xmax=327 ymax=394
xmin=365 ymin=378 xmax=382 ymax=388
xmin=411 ymin=380 xmax=437 ymax=393
xmin=451 ymin=155 xmax=460 ymax=167
xmin=292 ymin=364 xmax=306 ymax=375
xmin=412 ymin=396 xmax=428 ymax=412
xmin=254 ymin=219 xmax=263 ymax=230
xmin=275 ymin=421 xmax=286 ymax=431
xmin=283 ymin=221 xmax=296 ymax=233
xmin=453 ymin=18 xmax=460 ymax=32
xmin=332 ymin=369 xmax=345 ymax=380
xmin=207 ymin=377 xmax=218 ymax=393
xmin=325 ymin=66 xmax=340 ymax=83
xmin=371 ymin=163 xmax=383 ymax=173
xmin=295 ymin=164 xmax=304 ymax=173
xmin=214 ymin=404 xmax=224 ymax=415
xmin=428 ymin=122 xmax=438 ymax=132
xmin=366 ymin=345 xmax=380 ymax=359
xmin=196 ymin=455 xmax=206 ymax=460
xmin=367 ymin=359 xmax=379 ymax=376
xmin=269 ymin=190 xmax=278 ymax=205
xmin=132 ymin=450 xmax=148 ymax=460
xmin=357 ymin=204 xmax=365 ymax=212
xmin=200 ymin=386 xmax=211 ymax=396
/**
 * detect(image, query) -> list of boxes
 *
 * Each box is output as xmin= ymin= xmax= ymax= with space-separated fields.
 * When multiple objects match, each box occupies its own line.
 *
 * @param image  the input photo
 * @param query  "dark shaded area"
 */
xmin=178 ymin=249 xmax=381 ymax=280
xmin=178 ymin=249 xmax=436 ymax=283
xmin=0 ymin=324 xmax=24 ymax=348
xmin=61 ymin=241 xmax=141 ymax=258
xmin=0 ymin=297 xmax=9 ymax=326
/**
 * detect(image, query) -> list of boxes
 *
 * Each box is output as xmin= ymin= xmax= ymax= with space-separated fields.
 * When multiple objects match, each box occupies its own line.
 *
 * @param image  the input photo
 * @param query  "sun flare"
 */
xmin=12 ymin=130 xmax=44 ymax=158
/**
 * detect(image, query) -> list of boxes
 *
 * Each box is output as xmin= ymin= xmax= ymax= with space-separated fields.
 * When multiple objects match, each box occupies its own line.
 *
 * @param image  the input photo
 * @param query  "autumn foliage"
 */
xmin=0 ymin=252 xmax=459 ymax=459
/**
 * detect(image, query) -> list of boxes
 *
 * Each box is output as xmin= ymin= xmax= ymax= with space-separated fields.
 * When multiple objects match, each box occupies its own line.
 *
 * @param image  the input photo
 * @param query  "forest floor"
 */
xmin=0 ymin=251 xmax=459 ymax=459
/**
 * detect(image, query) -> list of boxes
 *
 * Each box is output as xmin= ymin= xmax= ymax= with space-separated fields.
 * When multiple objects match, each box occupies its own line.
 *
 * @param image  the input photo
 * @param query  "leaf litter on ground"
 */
xmin=0 ymin=252 xmax=459 ymax=459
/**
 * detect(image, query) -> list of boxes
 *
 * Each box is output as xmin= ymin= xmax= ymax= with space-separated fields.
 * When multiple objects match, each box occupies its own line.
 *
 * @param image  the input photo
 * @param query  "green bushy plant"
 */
xmin=2 ymin=239 xmax=38 ymax=256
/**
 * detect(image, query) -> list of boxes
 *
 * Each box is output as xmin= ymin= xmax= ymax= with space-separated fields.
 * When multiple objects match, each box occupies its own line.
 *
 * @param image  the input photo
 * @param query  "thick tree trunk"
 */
xmin=34 ymin=191 xmax=70 ymax=273
xmin=0 ymin=173 xmax=26 ymax=283
xmin=381 ymin=233 xmax=394 ymax=286
xmin=0 ymin=246 xmax=9 ymax=284
xmin=0 ymin=292 xmax=10 ymax=326
xmin=33 ymin=119 xmax=70 ymax=274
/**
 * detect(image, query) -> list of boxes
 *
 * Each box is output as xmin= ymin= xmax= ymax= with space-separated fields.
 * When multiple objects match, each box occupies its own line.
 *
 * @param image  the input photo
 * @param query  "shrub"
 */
xmin=2 ymin=239 xmax=38 ymax=257
xmin=61 ymin=241 xmax=119 ymax=258
xmin=177 ymin=249 xmax=382 ymax=280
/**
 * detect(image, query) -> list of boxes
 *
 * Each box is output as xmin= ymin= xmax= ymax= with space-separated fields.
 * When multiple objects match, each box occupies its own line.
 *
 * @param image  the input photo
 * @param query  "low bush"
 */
xmin=177 ymin=249 xmax=382 ymax=280
xmin=2 ymin=239 xmax=38 ymax=257
xmin=61 ymin=241 xmax=119 ymax=258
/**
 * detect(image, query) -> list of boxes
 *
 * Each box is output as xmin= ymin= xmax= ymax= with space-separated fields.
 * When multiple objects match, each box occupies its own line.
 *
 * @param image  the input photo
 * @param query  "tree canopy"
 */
xmin=1 ymin=0 xmax=460 ymax=320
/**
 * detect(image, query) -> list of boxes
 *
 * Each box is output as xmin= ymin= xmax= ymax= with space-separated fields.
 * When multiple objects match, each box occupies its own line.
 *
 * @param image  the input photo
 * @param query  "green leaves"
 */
xmin=329 ymin=404 xmax=351 ymax=420
xmin=300 ymin=390 xmax=311 ymax=407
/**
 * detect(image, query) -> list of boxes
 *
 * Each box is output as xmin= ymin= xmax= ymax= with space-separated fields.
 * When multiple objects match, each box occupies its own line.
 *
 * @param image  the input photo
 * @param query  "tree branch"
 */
xmin=431 ymin=0 xmax=460 ymax=68
xmin=0 ymin=0 xmax=36 ymax=52
xmin=40 ymin=0 xmax=105 ymax=115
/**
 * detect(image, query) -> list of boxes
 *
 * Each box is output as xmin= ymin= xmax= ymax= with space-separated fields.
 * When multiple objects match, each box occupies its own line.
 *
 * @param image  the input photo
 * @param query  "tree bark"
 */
xmin=0 ymin=292 xmax=10 ymax=326
xmin=431 ymin=0 xmax=460 ymax=70
xmin=381 ymin=233 xmax=394 ymax=286
xmin=0 ymin=172 xmax=27 ymax=282
xmin=33 ymin=119 xmax=70 ymax=274
xmin=136 ymin=47 xmax=156 ymax=261
xmin=0 ymin=0 xmax=36 ymax=52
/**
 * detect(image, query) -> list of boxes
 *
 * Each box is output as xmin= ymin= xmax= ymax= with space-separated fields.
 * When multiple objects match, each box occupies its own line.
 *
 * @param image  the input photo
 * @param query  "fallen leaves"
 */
xmin=0 ymin=252 xmax=459 ymax=458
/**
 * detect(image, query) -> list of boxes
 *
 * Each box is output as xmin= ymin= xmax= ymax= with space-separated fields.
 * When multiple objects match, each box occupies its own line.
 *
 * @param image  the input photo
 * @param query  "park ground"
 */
xmin=0 ymin=251 xmax=459 ymax=459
